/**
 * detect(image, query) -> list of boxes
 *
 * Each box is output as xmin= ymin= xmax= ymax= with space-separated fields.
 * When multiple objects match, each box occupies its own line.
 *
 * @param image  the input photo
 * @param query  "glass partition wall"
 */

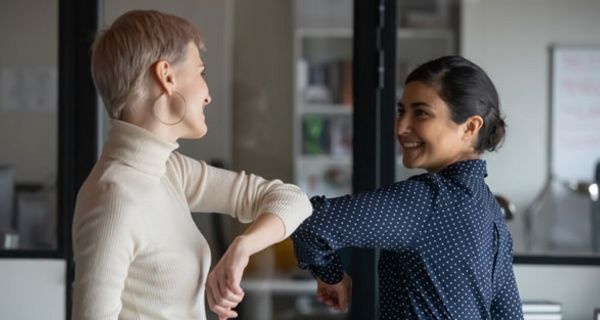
xmin=0 ymin=1 xmax=98 ymax=319
xmin=94 ymin=0 xmax=600 ymax=319
xmin=460 ymin=0 xmax=600 ymax=262
xmin=0 ymin=0 xmax=59 ymax=253
xmin=3 ymin=0 xmax=600 ymax=319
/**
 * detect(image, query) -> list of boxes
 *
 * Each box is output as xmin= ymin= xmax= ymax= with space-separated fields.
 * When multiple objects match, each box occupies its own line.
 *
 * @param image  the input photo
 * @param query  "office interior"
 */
xmin=1 ymin=0 xmax=600 ymax=319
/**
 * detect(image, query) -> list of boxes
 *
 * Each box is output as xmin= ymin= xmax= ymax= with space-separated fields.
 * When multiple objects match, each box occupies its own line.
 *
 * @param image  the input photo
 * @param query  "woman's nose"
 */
xmin=205 ymin=93 xmax=212 ymax=105
xmin=395 ymin=117 xmax=409 ymax=135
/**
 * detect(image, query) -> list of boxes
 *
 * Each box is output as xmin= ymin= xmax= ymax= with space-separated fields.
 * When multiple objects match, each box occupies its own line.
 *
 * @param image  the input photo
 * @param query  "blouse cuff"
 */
xmin=309 ymin=254 xmax=344 ymax=284
xmin=292 ymin=232 xmax=344 ymax=284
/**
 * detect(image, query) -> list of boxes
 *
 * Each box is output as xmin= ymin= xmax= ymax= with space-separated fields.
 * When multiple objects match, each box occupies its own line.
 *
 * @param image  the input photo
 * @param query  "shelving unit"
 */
xmin=293 ymin=26 xmax=353 ymax=198
xmin=242 ymin=278 xmax=317 ymax=295
xmin=293 ymin=26 xmax=455 ymax=196
xmin=239 ymin=1 xmax=459 ymax=319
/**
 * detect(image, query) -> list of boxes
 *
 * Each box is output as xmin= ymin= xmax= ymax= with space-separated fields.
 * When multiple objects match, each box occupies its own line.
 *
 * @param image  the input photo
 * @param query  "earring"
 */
xmin=152 ymin=91 xmax=187 ymax=125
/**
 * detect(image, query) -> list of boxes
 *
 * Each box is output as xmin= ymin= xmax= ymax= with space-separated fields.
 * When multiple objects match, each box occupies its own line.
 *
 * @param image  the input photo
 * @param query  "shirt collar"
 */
xmin=438 ymin=159 xmax=488 ymax=179
xmin=101 ymin=120 xmax=179 ymax=176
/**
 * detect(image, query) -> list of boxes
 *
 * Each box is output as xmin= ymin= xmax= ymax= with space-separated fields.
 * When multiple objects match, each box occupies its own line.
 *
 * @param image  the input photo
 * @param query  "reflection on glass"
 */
xmin=0 ymin=0 xmax=58 ymax=251
xmin=235 ymin=0 xmax=353 ymax=319
xmin=394 ymin=0 xmax=458 ymax=181
xmin=461 ymin=0 xmax=600 ymax=258
xmin=295 ymin=1 xmax=354 ymax=199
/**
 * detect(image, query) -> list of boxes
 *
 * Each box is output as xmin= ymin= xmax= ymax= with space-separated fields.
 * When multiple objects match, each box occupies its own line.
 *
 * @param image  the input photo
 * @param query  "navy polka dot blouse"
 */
xmin=292 ymin=160 xmax=523 ymax=319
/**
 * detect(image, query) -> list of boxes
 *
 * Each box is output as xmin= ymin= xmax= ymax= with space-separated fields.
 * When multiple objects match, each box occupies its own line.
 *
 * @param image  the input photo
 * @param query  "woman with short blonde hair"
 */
xmin=72 ymin=10 xmax=312 ymax=320
xmin=91 ymin=9 xmax=203 ymax=120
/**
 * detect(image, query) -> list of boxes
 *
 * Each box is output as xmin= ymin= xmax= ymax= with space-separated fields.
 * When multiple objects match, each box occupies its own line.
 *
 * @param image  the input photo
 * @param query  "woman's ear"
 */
xmin=463 ymin=115 xmax=484 ymax=141
xmin=152 ymin=60 xmax=175 ymax=96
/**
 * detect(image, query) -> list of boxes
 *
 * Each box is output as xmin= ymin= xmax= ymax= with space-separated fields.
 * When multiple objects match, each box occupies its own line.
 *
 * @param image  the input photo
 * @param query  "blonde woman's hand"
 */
xmin=316 ymin=272 xmax=352 ymax=312
xmin=206 ymin=236 xmax=249 ymax=320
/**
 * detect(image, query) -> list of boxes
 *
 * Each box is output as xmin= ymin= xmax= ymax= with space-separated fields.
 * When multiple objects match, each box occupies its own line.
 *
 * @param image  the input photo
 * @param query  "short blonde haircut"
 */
xmin=91 ymin=10 xmax=203 ymax=119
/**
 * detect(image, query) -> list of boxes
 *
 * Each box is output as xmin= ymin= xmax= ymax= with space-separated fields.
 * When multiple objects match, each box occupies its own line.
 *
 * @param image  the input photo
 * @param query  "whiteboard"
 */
xmin=551 ymin=46 xmax=600 ymax=182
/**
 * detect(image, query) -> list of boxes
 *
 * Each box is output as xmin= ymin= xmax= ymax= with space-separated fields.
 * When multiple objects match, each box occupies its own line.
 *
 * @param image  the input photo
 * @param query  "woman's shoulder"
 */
xmin=73 ymin=176 xmax=142 ymax=238
xmin=395 ymin=172 xmax=442 ymax=189
xmin=77 ymin=161 xmax=142 ymax=208
xmin=166 ymin=151 xmax=208 ymax=174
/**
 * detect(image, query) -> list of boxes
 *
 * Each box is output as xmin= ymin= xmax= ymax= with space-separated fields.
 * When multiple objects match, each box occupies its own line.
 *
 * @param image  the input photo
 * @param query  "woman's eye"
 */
xmin=397 ymin=108 xmax=405 ymax=116
xmin=415 ymin=109 xmax=428 ymax=117
xmin=201 ymin=71 xmax=206 ymax=76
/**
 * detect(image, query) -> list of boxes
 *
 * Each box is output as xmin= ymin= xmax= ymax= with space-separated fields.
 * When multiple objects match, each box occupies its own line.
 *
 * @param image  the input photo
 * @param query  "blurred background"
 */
xmin=1 ymin=0 xmax=600 ymax=319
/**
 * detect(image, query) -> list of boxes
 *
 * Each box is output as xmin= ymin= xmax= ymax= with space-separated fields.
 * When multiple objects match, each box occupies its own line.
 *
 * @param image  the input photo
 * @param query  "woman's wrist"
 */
xmin=230 ymin=235 xmax=256 ymax=257
xmin=232 ymin=212 xmax=286 ymax=257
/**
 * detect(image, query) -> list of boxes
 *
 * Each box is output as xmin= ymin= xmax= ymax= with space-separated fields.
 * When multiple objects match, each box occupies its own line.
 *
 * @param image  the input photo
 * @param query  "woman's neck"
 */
xmin=429 ymin=151 xmax=480 ymax=173
xmin=121 ymin=112 xmax=181 ymax=144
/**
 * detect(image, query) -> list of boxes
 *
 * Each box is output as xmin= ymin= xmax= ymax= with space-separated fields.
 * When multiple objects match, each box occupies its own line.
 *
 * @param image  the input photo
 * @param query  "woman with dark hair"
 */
xmin=292 ymin=56 xmax=523 ymax=319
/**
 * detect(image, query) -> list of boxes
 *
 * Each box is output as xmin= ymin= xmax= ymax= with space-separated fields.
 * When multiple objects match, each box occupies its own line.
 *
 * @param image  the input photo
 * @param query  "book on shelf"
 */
xmin=304 ymin=61 xmax=331 ymax=104
xmin=302 ymin=59 xmax=352 ymax=106
xmin=302 ymin=115 xmax=330 ymax=155
xmin=522 ymin=301 xmax=562 ymax=314
xmin=339 ymin=60 xmax=352 ymax=106
xmin=329 ymin=116 xmax=352 ymax=156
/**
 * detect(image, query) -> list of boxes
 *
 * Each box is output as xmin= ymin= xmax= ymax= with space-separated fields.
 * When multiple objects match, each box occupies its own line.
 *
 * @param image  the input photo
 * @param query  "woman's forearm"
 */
xmin=233 ymin=212 xmax=286 ymax=256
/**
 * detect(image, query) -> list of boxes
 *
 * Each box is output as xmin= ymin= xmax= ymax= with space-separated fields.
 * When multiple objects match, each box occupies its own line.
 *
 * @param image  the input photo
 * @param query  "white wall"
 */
xmin=463 ymin=1 xmax=600 ymax=318
xmin=0 ymin=259 xmax=65 ymax=320
xmin=0 ymin=0 xmax=57 ymax=183
xmin=232 ymin=0 xmax=295 ymax=181
xmin=462 ymin=0 xmax=600 ymax=249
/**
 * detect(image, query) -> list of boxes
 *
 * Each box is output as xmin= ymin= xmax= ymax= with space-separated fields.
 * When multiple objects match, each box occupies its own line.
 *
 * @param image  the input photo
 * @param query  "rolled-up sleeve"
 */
xmin=292 ymin=178 xmax=436 ymax=284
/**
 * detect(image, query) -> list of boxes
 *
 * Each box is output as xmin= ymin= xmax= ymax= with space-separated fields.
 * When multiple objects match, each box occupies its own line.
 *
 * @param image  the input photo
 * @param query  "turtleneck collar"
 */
xmin=101 ymin=120 xmax=179 ymax=176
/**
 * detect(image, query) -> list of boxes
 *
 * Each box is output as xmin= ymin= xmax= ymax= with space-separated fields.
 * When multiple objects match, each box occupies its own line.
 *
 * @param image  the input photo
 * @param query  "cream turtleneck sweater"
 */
xmin=72 ymin=120 xmax=312 ymax=319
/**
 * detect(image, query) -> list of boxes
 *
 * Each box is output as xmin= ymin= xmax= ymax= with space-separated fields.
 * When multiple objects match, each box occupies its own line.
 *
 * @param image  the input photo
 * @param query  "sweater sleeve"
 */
xmin=168 ymin=152 xmax=312 ymax=238
xmin=292 ymin=178 xmax=436 ymax=284
xmin=72 ymin=184 xmax=142 ymax=320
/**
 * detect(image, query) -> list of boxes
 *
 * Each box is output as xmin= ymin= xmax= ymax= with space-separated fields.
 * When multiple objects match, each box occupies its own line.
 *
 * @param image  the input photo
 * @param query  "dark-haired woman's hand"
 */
xmin=316 ymin=272 xmax=352 ymax=313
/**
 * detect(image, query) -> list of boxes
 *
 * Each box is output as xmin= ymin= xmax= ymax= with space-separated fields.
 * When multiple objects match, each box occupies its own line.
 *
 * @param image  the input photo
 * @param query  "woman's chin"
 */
xmin=191 ymin=122 xmax=207 ymax=139
xmin=194 ymin=128 xmax=207 ymax=139
xmin=402 ymin=157 xmax=417 ymax=169
xmin=181 ymin=127 xmax=207 ymax=139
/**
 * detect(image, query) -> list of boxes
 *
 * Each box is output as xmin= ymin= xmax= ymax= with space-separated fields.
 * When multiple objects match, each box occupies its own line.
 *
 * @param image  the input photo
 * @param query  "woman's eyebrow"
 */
xmin=397 ymin=101 xmax=433 ymax=109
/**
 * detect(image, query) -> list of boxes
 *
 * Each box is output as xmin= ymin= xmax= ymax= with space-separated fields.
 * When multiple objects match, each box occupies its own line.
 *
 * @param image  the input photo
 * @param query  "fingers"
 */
xmin=227 ymin=267 xmax=245 ymax=295
xmin=207 ymin=243 xmax=250 ymax=319
xmin=315 ymin=278 xmax=351 ymax=313
xmin=316 ymin=287 xmax=338 ymax=309
xmin=208 ymin=295 xmax=238 ymax=318
xmin=211 ymin=277 xmax=243 ymax=307
xmin=338 ymin=272 xmax=352 ymax=312
xmin=217 ymin=274 xmax=245 ymax=305
xmin=207 ymin=272 xmax=242 ymax=319
xmin=337 ymin=286 xmax=348 ymax=312
xmin=211 ymin=303 xmax=238 ymax=319
xmin=207 ymin=284 xmax=238 ymax=319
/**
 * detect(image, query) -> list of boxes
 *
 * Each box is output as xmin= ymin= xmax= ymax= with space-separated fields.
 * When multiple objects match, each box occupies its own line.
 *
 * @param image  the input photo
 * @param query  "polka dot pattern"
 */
xmin=292 ymin=160 xmax=523 ymax=319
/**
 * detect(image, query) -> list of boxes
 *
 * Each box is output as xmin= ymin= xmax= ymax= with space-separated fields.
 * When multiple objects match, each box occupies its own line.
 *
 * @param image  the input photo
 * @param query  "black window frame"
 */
xmin=0 ymin=2 xmax=99 ymax=320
